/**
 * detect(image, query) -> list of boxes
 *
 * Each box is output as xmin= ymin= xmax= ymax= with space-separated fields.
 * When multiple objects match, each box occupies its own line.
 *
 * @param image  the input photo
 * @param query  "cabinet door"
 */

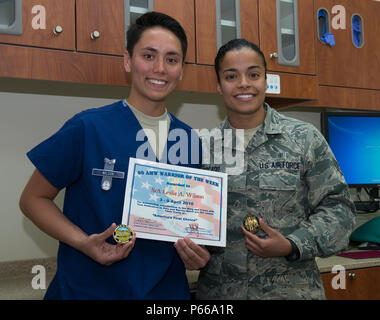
xmin=321 ymin=267 xmax=380 ymax=300
xmin=259 ymin=0 xmax=315 ymax=75
xmin=76 ymin=0 xmax=125 ymax=56
xmin=0 ymin=0 xmax=75 ymax=50
xmin=315 ymin=0 xmax=380 ymax=90
xmin=154 ymin=0 xmax=195 ymax=64
xmin=196 ymin=0 xmax=259 ymax=65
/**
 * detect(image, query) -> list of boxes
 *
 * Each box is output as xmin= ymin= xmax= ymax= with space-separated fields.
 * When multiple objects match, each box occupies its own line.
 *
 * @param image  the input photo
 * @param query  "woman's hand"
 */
xmin=241 ymin=218 xmax=292 ymax=258
xmin=81 ymin=223 xmax=136 ymax=266
xmin=174 ymin=237 xmax=210 ymax=270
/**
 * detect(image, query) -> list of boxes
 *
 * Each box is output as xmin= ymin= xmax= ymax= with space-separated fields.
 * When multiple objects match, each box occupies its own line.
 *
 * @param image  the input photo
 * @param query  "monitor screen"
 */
xmin=321 ymin=112 xmax=380 ymax=187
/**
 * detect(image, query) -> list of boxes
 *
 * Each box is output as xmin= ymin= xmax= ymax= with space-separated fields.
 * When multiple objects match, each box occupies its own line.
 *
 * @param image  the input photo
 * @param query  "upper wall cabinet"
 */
xmin=298 ymin=0 xmax=380 ymax=110
xmin=6 ymin=0 xmax=380 ymax=109
xmin=154 ymin=0 xmax=195 ymax=64
xmin=259 ymin=0 xmax=316 ymax=75
xmin=76 ymin=0 xmax=195 ymax=62
xmin=0 ymin=0 xmax=75 ymax=50
xmin=315 ymin=0 xmax=380 ymax=90
xmin=196 ymin=0 xmax=259 ymax=65
xmin=76 ymin=0 xmax=125 ymax=56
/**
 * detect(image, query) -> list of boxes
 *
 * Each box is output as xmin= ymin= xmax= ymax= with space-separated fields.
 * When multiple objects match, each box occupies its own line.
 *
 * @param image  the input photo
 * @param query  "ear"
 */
xmin=264 ymin=74 xmax=268 ymax=89
xmin=217 ymin=83 xmax=223 ymax=95
xmin=179 ymin=65 xmax=184 ymax=81
xmin=124 ymin=49 xmax=132 ymax=73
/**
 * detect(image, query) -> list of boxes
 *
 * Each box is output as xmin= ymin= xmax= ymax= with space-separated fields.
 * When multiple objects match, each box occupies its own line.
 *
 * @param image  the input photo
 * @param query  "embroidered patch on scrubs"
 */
xmin=92 ymin=158 xmax=125 ymax=191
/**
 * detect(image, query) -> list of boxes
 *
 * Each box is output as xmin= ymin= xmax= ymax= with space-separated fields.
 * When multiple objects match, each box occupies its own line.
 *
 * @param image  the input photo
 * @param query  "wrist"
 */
xmin=71 ymin=231 xmax=90 ymax=253
xmin=284 ymin=239 xmax=293 ymax=256
xmin=285 ymin=238 xmax=300 ymax=261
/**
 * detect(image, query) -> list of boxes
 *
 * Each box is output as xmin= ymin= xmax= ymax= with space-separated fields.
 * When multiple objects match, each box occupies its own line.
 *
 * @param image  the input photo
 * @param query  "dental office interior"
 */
xmin=1 ymin=0 xmax=380 ymax=300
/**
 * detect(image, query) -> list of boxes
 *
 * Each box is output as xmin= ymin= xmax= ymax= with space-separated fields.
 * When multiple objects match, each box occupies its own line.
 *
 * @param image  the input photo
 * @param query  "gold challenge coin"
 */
xmin=243 ymin=215 xmax=260 ymax=233
xmin=113 ymin=224 xmax=133 ymax=243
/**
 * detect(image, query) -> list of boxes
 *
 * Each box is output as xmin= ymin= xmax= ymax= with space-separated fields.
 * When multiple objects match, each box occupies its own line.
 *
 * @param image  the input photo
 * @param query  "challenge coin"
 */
xmin=243 ymin=215 xmax=260 ymax=233
xmin=113 ymin=224 xmax=133 ymax=243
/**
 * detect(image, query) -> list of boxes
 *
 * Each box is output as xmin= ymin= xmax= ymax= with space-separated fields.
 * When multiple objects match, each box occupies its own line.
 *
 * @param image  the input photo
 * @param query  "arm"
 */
xmin=286 ymin=127 xmax=357 ymax=260
xmin=241 ymin=127 xmax=356 ymax=260
xmin=19 ymin=169 xmax=135 ymax=266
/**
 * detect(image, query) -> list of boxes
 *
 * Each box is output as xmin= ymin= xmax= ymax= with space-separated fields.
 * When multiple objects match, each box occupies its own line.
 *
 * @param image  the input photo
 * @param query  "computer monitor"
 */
xmin=320 ymin=111 xmax=380 ymax=202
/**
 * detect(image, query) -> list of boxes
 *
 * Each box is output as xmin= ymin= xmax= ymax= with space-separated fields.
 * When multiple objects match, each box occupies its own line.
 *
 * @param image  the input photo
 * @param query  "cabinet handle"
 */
xmin=91 ymin=31 xmax=100 ymax=40
xmin=269 ymin=52 xmax=278 ymax=59
xmin=53 ymin=26 xmax=63 ymax=36
xmin=348 ymin=272 xmax=357 ymax=280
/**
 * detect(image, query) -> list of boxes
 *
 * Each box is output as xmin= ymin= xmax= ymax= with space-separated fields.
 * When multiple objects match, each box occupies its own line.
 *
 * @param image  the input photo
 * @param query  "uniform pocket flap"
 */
xmin=259 ymin=171 xmax=298 ymax=191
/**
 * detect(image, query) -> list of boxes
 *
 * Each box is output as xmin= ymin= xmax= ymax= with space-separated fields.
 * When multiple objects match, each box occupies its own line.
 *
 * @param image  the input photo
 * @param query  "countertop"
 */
xmin=187 ymin=251 xmax=380 ymax=287
xmin=317 ymin=210 xmax=380 ymax=273
xmin=187 ymin=211 xmax=380 ymax=285
xmin=316 ymin=249 xmax=380 ymax=273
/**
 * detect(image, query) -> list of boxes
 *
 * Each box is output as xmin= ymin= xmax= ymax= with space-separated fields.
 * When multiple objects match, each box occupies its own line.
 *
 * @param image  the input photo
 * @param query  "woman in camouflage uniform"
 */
xmin=196 ymin=39 xmax=357 ymax=300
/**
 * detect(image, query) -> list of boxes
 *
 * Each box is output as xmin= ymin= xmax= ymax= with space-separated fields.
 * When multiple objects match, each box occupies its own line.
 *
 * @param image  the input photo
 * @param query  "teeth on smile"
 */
xmin=149 ymin=79 xmax=166 ymax=85
xmin=237 ymin=95 xmax=253 ymax=99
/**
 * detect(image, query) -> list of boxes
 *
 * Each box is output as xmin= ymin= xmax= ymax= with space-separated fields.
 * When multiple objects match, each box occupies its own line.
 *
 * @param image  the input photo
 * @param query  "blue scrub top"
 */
xmin=27 ymin=100 xmax=202 ymax=299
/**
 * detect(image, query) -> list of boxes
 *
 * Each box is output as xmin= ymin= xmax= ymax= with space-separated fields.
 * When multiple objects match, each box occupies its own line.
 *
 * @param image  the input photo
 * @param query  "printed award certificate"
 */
xmin=122 ymin=158 xmax=227 ymax=247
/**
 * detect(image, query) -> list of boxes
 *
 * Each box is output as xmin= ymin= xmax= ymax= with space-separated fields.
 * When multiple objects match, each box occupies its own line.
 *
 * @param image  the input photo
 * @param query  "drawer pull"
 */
xmin=91 ymin=31 xmax=100 ymax=40
xmin=269 ymin=52 xmax=278 ymax=59
xmin=53 ymin=26 xmax=63 ymax=35
xmin=348 ymin=272 xmax=357 ymax=280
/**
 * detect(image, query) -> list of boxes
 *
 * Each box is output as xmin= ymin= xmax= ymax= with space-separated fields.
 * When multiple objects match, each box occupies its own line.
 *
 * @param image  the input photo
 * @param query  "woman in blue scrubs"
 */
xmin=19 ymin=12 xmax=210 ymax=300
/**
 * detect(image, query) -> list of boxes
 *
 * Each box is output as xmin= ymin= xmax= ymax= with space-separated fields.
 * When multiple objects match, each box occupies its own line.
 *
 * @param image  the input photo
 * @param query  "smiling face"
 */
xmin=124 ymin=26 xmax=184 ymax=115
xmin=217 ymin=47 xmax=267 ymax=128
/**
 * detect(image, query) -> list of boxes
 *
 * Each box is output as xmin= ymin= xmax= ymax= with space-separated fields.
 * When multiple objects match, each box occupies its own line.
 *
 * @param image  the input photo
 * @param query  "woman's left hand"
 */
xmin=241 ymin=218 xmax=293 ymax=258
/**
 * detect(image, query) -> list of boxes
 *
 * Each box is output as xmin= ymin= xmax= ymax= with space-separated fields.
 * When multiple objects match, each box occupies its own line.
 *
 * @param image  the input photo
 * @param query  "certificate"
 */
xmin=122 ymin=158 xmax=227 ymax=247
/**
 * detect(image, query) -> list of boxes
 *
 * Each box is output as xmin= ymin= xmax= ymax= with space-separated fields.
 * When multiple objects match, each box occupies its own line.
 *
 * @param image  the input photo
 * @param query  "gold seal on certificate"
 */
xmin=113 ymin=224 xmax=133 ymax=243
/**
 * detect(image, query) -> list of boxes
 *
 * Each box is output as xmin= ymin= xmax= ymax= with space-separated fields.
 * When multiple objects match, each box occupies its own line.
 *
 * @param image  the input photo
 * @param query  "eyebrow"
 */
xmin=222 ymin=65 xmax=262 ymax=73
xmin=141 ymin=46 xmax=181 ymax=57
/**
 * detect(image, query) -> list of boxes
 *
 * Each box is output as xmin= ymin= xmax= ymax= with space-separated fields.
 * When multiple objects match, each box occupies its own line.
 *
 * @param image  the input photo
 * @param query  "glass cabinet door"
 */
xmin=0 ymin=0 xmax=22 ymax=35
xmin=124 ymin=0 xmax=153 ymax=46
xmin=216 ymin=0 xmax=241 ymax=49
xmin=276 ymin=0 xmax=300 ymax=66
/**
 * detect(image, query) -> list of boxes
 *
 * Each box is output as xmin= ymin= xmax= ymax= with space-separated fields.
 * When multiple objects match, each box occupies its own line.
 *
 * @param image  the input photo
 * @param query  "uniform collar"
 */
xmin=121 ymin=99 xmax=178 ymax=129
xmin=217 ymin=103 xmax=284 ymax=149
xmin=262 ymin=103 xmax=284 ymax=135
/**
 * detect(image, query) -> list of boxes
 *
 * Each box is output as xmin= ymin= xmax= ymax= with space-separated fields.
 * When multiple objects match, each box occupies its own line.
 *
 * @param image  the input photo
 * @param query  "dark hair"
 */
xmin=126 ymin=11 xmax=187 ymax=63
xmin=214 ymin=39 xmax=267 ymax=83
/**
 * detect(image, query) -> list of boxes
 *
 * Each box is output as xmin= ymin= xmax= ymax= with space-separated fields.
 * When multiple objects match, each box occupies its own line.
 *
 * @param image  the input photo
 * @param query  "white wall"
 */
xmin=0 ymin=92 xmax=115 ymax=261
xmin=0 ymin=83 xmax=321 ymax=262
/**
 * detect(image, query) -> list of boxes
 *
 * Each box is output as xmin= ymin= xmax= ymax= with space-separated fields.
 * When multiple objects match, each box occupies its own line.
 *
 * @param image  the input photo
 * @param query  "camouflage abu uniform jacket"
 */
xmin=196 ymin=104 xmax=356 ymax=300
